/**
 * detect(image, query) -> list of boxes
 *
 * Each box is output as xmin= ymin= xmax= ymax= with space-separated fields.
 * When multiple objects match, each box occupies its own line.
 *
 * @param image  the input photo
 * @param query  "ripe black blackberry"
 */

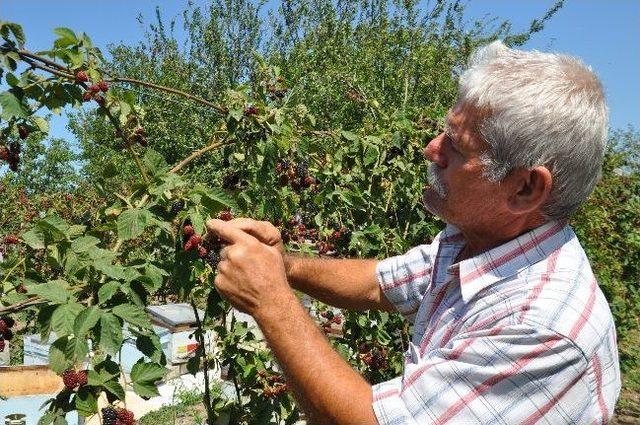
xmin=295 ymin=162 xmax=308 ymax=179
xmin=170 ymin=200 xmax=185 ymax=215
xmin=205 ymin=250 xmax=221 ymax=269
xmin=116 ymin=408 xmax=135 ymax=425
xmin=101 ymin=407 xmax=117 ymax=425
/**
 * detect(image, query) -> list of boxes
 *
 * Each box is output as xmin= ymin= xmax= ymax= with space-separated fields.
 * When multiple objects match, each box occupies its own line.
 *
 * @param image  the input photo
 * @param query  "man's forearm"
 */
xmin=284 ymin=254 xmax=394 ymax=311
xmin=254 ymin=290 xmax=378 ymax=425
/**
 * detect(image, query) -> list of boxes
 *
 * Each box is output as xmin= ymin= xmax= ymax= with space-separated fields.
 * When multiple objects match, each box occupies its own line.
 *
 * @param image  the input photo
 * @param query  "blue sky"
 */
xmin=3 ymin=0 xmax=639 ymax=147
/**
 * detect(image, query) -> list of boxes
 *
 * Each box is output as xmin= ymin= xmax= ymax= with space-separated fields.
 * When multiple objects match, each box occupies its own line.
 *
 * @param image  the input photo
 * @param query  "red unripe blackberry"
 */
xmin=2 ymin=329 xmax=12 ymax=340
xmin=303 ymin=175 xmax=315 ymax=187
xmin=76 ymin=370 xmax=88 ymax=387
xmin=183 ymin=240 xmax=194 ymax=251
xmin=18 ymin=126 xmax=29 ymax=140
xmin=101 ymin=407 xmax=117 ymax=425
xmin=332 ymin=315 xmax=342 ymax=325
xmin=82 ymin=91 xmax=93 ymax=102
xmin=0 ymin=339 xmax=4 ymax=352
xmin=0 ymin=321 xmax=7 ymax=333
xmin=4 ymin=234 xmax=18 ymax=244
xmin=88 ymin=84 xmax=100 ymax=92
xmin=189 ymin=234 xmax=202 ymax=245
xmin=98 ymin=81 xmax=109 ymax=92
xmin=75 ymin=70 xmax=89 ymax=83
xmin=331 ymin=230 xmax=341 ymax=240
xmin=198 ymin=246 xmax=208 ymax=258
xmin=116 ymin=408 xmax=135 ymax=425
xmin=2 ymin=317 xmax=14 ymax=328
xmin=0 ymin=146 xmax=8 ymax=161
xmin=244 ymin=105 xmax=258 ymax=116
xmin=183 ymin=225 xmax=195 ymax=237
xmin=16 ymin=285 xmax=27 ymax=294
xmin=62 ymin=369 xmax=78 ymax=390
xmin=218 ymin=210 xmax=233 ymax=221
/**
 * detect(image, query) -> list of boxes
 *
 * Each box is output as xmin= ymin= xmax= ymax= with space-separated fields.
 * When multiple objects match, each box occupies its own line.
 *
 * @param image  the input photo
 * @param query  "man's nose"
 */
xmin=423 ymin=133 xmax=448 ymax=168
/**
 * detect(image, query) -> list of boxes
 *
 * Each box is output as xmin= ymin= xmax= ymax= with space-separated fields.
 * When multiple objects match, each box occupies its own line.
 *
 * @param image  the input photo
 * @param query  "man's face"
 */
xmin=422 ymin=103 xmax=511 ymax=227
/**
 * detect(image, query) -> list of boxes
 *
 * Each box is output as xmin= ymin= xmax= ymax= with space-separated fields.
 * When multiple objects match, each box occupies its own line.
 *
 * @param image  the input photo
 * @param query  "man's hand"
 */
xmin=205 ymin=218 xmax=292 ymax=318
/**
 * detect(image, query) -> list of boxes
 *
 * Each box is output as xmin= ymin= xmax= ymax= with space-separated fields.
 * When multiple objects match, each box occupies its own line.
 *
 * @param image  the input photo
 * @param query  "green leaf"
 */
xmin=73 ymin=306 xmax=101 ymax=337
xmin=98 ymin=313 xmax=123 ymax=355
xmin=98 ymin=281 xmax=121 ymax=304
xmin=71 ymin=236 xmax=100 ymax=253
xmin=102 ymin=379 xmax=126 ymax=401
xmin=32 ymin=116 xmax=49 ymax=133
xmin=130 ymin=361 xmax=167 ymax=398
xmin=142 ymin=149 xmax=169 ymax=177
xmin=53 ymin=27 xmax=78 ymax=43
xmin=37 ymin=215 xmax=70 ymax=242
xmin=28 ymin=280 xmax=69 ymax=304
xmin=51 ymin=302 xmax=84 ymax=337
xmin=341 ymin=130 xmax=359 ymax=141
xmin=72 ymin=336 xmax=89 ymax=363
xmin=112 ymin=303 xmax=151 ymax=329
xmin=117 ymin=208 xmax=151 ymax=240
xmin=74 ymin=387 xmax=97 ymax=417
xmin=21 ymin=227 xmax=45 ymax=249
xmin=93 ymin=260 xmax=126 ymax=280
xmin=49 ymin=336 xmax=73 ymax=373
xmin=0 ymin=90 xmax=29 ymax=119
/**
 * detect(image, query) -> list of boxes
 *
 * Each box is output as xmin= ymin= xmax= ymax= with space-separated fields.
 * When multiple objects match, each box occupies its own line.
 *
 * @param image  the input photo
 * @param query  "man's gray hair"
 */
xmin=458 ymin=40 xmax=608 ymax=220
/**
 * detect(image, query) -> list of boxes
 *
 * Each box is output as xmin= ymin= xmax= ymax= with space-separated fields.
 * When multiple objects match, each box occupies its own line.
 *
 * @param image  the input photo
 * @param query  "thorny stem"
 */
xmin=170 ymin=137 xmax=235 ymax=174
xmin=0 ymin=297 xmax=45 ymax=314
xmin=191 ymin=299 xmax=215 ymax=425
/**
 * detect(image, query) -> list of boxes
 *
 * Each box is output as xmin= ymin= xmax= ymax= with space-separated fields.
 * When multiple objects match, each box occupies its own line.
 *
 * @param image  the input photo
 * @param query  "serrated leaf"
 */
xmin=0 ymin=90 xmax=29 ymax=119
xmin=32 ymin=116 xmax=49 ymax=133
xmin=28 ymin=280 xmax=69 ymax=304
xmin=98 ymin=313 xmax=123 ymax=355
xmin=51 ymin=302 xmax=84 ymax=337
xmin=98 ymin=281 xmax=121 ymax=304
xmin=21 ymin=227 xmax=45 ymax=249
xmin=112 ymin=303 xmax=151 ymax=329
xmin=74 ymin=387 xmax=97 ymax=417
xmin=117 ymin=208 xmax=151 ymax=240
xmin=71 ymin=236 xmax=100 ymax=253
xmin=341 ymin=130 xmax=359 ymax=141
xmin=130 ymin=361 xmax=167 ymax=398
xmin=103 ymin=379 xmax=126 ymax=401
xmin=49 ymin=336 xmax=73 ymax=373
xmin=142 ymin=149 xmax=169 ymax=177
xmin=73 ymin=306 xmax=101 ymax=337
xmin=53 ymin=27 xmax=77 ymax=43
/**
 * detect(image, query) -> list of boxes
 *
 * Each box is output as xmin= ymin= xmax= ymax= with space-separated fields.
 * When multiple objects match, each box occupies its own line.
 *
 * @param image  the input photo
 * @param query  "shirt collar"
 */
xmin=440 ymin=220 xmax=571 ymax=304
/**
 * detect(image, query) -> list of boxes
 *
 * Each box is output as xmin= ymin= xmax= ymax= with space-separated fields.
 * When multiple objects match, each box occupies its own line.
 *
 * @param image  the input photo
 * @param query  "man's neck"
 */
xmin=456 ymin=215 xmax=549 ymax=259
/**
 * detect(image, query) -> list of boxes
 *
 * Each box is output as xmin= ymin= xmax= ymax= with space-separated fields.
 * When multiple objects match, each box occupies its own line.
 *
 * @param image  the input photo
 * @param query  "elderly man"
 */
xmin=206 ymin=41 xmax=621 ymax=424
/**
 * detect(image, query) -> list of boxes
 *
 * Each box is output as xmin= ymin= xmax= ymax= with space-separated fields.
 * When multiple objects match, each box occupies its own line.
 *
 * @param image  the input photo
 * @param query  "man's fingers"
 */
xmin=206 ymin=219 xmax=257 ymax=245
xmin=226 ymin=218 xmax=281 ymax=246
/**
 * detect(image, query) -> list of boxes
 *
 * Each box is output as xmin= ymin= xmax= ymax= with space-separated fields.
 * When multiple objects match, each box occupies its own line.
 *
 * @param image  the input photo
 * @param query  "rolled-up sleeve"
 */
xmin=376 ymin=244 xmax=434 ymax=322
xmin=371 ymin=325 xmax=591 ymax=424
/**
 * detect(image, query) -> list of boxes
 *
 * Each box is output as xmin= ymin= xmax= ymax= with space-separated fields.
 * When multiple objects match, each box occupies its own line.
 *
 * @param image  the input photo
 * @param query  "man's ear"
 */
xmin=507 ymin=166 xmax=553 ymax=215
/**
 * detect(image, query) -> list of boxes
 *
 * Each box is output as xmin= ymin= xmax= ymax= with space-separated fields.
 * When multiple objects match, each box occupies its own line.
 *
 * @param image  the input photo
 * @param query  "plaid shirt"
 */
xmin=372 ymin=221 xmax=621 ymax=424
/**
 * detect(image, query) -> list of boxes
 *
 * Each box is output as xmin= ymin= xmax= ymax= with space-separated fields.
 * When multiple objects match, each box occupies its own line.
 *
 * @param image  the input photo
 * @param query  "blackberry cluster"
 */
xmin=0 ymin=316 xmax=15 ymax=352
xmin=360 ymin=345 xmax=389 ymax=370
xmin=0 ymin=141 xmax=21 ymax=172
xmin=319 ymin=310 xmax=343 ymax=334
xmin=81 ymin=81 xmax=108 ymax=106
xmin=61 ymin=369 xmax=88 ymax=390
xmin=4 ymin=234 xmax=18 ymax=244
xmin=275 ymin=159 xmax=317 ymax=192
xmin=266 ymin=76 xmax=289 ymax=100
xmin=181 ymin=220 xmax=226 ymax=270
xmin=244 ymin=104 xmax=259 ymax=116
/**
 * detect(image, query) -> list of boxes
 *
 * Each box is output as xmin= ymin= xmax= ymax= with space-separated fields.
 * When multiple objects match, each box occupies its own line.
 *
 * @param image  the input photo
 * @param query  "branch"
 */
xmin=0 ymin=297 xmax=45 ymax=314
xmin=170 ymin=137 xmax=236 ymax=174
xmin=17 ymin=50 xmax=72 ymax=74
xmin=108 ymin=77 xmax=227 ymax=114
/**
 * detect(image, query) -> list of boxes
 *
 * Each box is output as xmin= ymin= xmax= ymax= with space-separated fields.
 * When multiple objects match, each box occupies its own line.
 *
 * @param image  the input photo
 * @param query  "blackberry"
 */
xmin=62 ymin=369 xmax=78 ymax=390
xmin=295 ymin=162 xmax=308 ymax=179
xmin=18 ymin=126 xmax=29 ymax=140
xmin=183 ymin=225 xmax=195 ymax=237
xmin=0 ymin=321 xmax=6 ymax=333
xmin=2 ymin=329 xmax=12 ymax=340
xmin=205 ymin=250 xmax=221 ymax=269
xmin=218 ymin=210 xmax=233 ymax=221
xmin=222 ymin=172 xmax=240 ymax=189
xmin=170 ymin=200 xmax=185 ymax=215
xmin=116 ymin=408 xmax=135 ymax=425
xmin=0 ymin=339 xmax=4 ymax=352
xmin=98 ymin=81 xmax=109 ymax=92
xmin=0 ymin=146 xmax=8 ymax=161
xmin=3 ymin=317 xmax=14 ymax=328
xmin=102 ymin=407 xmax=117 ymax=425
xmin=75 ymin=71 xmax=89 ymax=83
xmin=4 ymin=234 xmax=18 ymax=244
xmin=76 ymin=370 xmax=88 ymax=387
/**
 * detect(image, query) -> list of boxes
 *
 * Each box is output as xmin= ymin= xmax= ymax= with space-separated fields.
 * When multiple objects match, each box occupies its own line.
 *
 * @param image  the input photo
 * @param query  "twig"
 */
xmin=170 ymin=138 xmax=235 ymax=174
xmin=17 ymin=49 xmax=72 ymax=73
xmin=0 ymin=297 xmax=45 ymax=314
xmin=190 ymin=299 xmax=215 ymax=425
xmin=109 ymin=77 xmax=227 ymax=114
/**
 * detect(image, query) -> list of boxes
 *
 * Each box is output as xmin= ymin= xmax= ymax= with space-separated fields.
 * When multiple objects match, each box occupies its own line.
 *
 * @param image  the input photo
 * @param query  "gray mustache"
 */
xmin=427 ymin=163 xmax=447 ymax=197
